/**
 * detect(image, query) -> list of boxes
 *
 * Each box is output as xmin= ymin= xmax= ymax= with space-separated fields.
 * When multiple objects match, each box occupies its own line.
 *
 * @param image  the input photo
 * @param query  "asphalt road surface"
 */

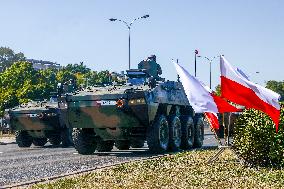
xmin=0 ymin=128 xmax=218 ymax=186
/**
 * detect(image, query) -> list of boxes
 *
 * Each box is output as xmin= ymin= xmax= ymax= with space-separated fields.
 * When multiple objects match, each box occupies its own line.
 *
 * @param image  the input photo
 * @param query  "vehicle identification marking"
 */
xmin=97 ymin=100 xmax=116 ymax=106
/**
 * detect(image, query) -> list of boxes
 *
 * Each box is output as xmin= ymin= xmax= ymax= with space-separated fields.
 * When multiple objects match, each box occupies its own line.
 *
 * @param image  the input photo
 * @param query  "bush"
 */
xmin=233 ymin=106 xmax=284 ymax=167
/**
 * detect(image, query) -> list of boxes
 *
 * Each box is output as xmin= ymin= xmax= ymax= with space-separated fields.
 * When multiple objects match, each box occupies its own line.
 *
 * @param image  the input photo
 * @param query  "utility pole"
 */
xmin=109 ymin=15 xmax=150 ymax=70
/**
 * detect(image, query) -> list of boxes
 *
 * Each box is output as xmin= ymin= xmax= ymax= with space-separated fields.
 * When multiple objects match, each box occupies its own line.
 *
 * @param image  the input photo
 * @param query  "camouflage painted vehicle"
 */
xmin=67 ymin=55 xmax=205 ymax=154
xmin=7 ymin=97 xmax=73 ymax=148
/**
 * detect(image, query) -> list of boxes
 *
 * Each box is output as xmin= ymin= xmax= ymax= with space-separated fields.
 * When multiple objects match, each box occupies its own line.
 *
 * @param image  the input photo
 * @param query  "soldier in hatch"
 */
xmin=138 ymin=55 xmax=162 ymax=79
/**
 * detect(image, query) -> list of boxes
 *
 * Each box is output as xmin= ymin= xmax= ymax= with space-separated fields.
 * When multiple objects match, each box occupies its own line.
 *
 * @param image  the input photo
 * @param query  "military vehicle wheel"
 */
xmin=61 ymin=127 xmax=73 ymax=147
xmin=180 ymin=115 xmax=194 ymax=150
xmin=33 ymin=138 xmax=48 ymax=146
xmin=15 ymin=131 xmax=33 ymax=147
xmin=130 ymin=140 xmax=145 ymax=148
xmin=168 ymin=115 xmax=182 ymax=151
xmin=147 ymin=114 xmax=169 ymax=153
xmin=72 ymin=129 xmax=96 ymax=155
xmin=193 ymin=116 xmax=205 ymax=148
xmin=49 ymin=135 xmax=61 ymax=146
xmin=115 ymin=140 xmax=130 ymax=150
xmin=96 ymin=138 xmax=114 ymax=152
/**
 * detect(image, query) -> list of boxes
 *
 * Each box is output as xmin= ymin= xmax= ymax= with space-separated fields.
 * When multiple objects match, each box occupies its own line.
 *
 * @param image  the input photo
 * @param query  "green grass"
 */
xmin=32 ymin=149 xmax=284 ymax=189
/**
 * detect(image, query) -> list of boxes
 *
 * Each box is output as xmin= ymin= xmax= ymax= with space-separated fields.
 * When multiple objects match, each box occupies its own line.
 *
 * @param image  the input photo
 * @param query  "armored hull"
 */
xmin=10 ymin=106 xmax=60 ymax=132
xmin=67 ymin=80 xmax=205 ymax=154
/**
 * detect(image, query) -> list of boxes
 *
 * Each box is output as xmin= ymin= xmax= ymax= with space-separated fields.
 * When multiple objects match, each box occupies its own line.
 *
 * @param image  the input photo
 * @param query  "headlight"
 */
xmin=129 ymin=98 xmax=146 ymax=105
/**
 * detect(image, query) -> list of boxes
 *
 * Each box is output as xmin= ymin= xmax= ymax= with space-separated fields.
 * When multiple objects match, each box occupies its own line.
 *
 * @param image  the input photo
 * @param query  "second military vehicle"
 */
xmin=7 ymin=93 xmax=73 ymax=148
xmin=67 ymin=55 xmax=205 ymax=154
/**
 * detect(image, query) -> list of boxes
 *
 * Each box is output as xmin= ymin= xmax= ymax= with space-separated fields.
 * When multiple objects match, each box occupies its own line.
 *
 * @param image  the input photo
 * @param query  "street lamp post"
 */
xmin=109 ymin=15 xmax=149 ymax=70
xmin=194 ymin=50 xmax=198 ymax=77
xmin=197 ymin=55 xmax=218 ymax=89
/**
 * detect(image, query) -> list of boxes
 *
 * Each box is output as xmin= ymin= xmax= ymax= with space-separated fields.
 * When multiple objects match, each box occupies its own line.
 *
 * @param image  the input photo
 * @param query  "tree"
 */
xmin=214 ymin=84 xmax=221 ymax=96
xmin=0 ymin=61 xmax=37 ymax=114
xmin=64 ymin=62 xmax=91 ymax=74
xmin=37 ymin=69 xmax=58 ymax=98
xmin=266 ymin=80 xmax=284 ymax=101
xmin=81 ymin=70 xmax=111 ymax=87
xmin=0 ymin=47 xmax=25 ymax=71
xmin=0 ymin=62 xmax=59 ymax=115
xmin=56 ymin=69 xmax=76 ymax=84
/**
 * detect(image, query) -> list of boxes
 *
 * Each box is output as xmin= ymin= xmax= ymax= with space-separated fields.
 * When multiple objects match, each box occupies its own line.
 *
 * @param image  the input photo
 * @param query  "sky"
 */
xmin=0 ymin=0 xmax=283 ymax=89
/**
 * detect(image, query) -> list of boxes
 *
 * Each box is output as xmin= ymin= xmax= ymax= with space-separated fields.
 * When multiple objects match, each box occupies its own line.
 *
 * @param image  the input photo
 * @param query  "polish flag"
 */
xmin=174 ymin=61 xmax=240 ymax=130
xmin=220 ymin=56 xmax=281 ymax=131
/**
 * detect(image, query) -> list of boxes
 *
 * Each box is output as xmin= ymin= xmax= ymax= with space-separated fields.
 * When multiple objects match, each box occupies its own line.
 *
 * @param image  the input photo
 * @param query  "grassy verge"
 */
xmin=32 ymin=149 xmax=284 ymax=189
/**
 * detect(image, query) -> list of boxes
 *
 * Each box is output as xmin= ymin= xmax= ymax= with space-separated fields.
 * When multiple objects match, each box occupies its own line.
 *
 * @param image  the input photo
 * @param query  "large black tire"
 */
xmin=61 ymin=127 xmax=73 ymax=147
xmin=146 ymin=114 xmax=169 ymax=153
xmin=72 ymin=129 xmax=96 ymax=155
xmin=15 ymin=130 xmax=33 ymax=147
xmin=168 ymin=115 xmax=182 ymax=151
xmin=180 ymin=115 xmax=195 ymax=150
xmin=193 ymin=116 xmax=205 ymax=148
xmin=33 ymin=138 xmax=48 ymax=146
xmin=115 ymin=140 xmax=130 ymax=150
xmin=96 ymin=138 xmax=114 ymax=152
xmin=130 ymin=140 xmax=145 ymax=148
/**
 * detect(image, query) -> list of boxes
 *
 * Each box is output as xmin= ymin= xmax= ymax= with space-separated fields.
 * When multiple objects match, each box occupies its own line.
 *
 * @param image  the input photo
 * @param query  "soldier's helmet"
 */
xmin=147 ymin=55 xmax=156 ymax=62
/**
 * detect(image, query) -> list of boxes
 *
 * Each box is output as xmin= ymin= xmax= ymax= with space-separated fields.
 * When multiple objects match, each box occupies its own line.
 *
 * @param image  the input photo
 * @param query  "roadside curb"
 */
xmin=0 ymin=142 xmax=16 ymax=145
xmin=0 ymin=138 xmax=16 ymax=145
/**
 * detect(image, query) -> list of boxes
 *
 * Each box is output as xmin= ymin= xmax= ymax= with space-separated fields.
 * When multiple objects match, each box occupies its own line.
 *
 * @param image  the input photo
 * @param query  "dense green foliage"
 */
xmin=266 ymin=80 xmax=284 ymax=101
xmin=234 ymin=107 xmax=284 ymax=166
xmin=0 ymin=48 xmax=111 ymax=116
xmin=214 ymin=84 xmax=221 ymax=96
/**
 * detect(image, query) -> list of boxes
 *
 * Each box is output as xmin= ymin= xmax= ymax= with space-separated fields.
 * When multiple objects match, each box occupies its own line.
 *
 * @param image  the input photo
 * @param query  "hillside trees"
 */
xmin=0 ymin=47 xmax=25 ymax=71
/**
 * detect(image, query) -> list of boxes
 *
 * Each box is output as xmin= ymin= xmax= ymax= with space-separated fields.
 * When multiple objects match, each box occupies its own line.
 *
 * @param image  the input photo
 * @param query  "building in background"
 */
xmin=27 ymin=59 xmax=61 ymax=70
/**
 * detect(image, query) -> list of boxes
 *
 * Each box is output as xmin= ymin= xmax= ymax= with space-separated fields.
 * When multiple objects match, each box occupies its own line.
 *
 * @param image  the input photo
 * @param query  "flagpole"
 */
xmin=194 ymin=50 xmax=198 ymax=77
xmin=204 ymin=114 xmax=222 ymax=146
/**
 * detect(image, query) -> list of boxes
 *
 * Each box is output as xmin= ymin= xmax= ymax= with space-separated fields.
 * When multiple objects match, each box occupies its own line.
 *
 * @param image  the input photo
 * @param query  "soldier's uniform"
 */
xmin=138 ymin=55 xmax=162 ymax=79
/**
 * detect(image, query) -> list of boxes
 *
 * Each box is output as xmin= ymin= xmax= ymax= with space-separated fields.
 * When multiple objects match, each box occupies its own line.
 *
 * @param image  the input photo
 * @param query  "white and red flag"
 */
xmin=220 ymin=56 xmax=281 ymax=131
xmin=174 ymin=61 xmax=240 ymax=130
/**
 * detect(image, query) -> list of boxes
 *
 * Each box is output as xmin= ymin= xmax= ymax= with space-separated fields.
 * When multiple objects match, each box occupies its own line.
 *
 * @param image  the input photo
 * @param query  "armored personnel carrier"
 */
xmin=7 ymin=95 xmax=73 ymax=148
xmin=68 ymin=55 xmax=205 ymax=154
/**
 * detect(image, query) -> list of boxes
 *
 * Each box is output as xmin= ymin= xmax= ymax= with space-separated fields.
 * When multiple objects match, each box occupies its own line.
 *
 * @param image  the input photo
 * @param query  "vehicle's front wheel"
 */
xmin=72 ymin=129 xmax=96 ymax=155
xmin=15 ymin=130 xmax=33 ymax=147
xmin=147 ymin=114 xmax=169 ymax=153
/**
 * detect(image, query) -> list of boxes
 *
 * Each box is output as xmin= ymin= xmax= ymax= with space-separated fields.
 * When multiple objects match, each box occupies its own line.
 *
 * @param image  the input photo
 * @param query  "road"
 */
xmin=0 ymin=129 xmax=218 ymax=187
